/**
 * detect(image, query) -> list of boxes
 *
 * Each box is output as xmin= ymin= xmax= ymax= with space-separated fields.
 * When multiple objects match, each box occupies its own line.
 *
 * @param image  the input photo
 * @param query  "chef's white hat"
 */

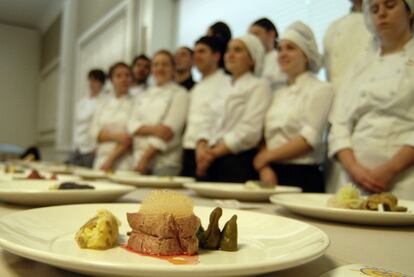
xmin=280 ymin=21 xmax=322 ymax=73
xmin=236 ymin=34 xmax=265 ymax=76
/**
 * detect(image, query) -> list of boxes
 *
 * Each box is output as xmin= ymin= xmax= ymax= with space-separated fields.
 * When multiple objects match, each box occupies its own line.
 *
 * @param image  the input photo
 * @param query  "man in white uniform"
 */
xmin=69 ymin=69 xmax=106 ymax=168
xmin=174 ymin=47 xmax=196 ymax=91
xmin=181 ymin=36 xmax=231 ymax=177
xmin=129 ymin=54 xmax=150 ymax=97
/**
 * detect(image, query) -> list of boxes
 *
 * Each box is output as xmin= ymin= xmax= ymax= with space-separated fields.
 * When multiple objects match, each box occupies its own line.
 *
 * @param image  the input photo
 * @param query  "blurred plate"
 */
xmin=110 ymin=175 xmax=194 ymax=188
xmin=73 ymin=168 xmax=108 ymax=180
xmin=0 ymin=180 xmax=134 ymax=206
xmin=270 ymin=193 xmax=414 ymax=226
xmin=185 ymin=182 xmax=301 ymax=202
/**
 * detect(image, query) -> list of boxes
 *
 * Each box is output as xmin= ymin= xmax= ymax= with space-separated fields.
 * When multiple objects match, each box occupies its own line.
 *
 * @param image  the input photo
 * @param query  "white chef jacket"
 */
xmin=127 ymin=82 xmax=189 ymax=171
xmin=265 ymin=72 xmax=334 ymax=165
xmin=323 ymin=12 xmax=372 ymax=88
xmin=73 ymin=94 xmax=103 ymax=154
xmin=90 ymin=94 xmax=133 ymax=170
xmin=129 ymin=84 xmax=147 ymax=97
xmin=262 ymin=50 xmax=286 ymax=91
xmin=329 ymin=38 xmax=414 ymax=199
xmin=183 ymin=70 xmax=231 ymax=150
xmin=199 ymin=72 xmax=271 ymax=153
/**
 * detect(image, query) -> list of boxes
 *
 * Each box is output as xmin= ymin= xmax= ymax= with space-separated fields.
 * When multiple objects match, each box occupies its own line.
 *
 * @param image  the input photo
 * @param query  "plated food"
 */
xmin=126 ymin=190 xmax=201 ymax=256
xmin=76 ymin=190 xmax=238 ymax=256
xmin=76 ymin=209 xmax=121 ymax=250
xmin=51 ymin=182 xmax=95 ymax=190
xmin=0 ymin=202 xmax=328 ymax=276
xmin=328 ymin=184 xmax=407 ymax=212
xmin=270 ymin=192 xmax=414 ymax=226
xmin=0 ymin=180 xmax=134 ymax=206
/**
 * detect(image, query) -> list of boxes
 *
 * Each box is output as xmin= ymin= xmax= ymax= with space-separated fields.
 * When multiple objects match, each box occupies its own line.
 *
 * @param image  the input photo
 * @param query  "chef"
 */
xmin=181 ymin=36 xmax=231 ymax=177
xmin=329 ymin=0 xmax=414 ymax=200
xmin=196 ymin=34 xmax=271 ymax=182
xmin=70 ymin=69 xmax=106 ymax=168
xmin=90 ymin=62 xmax=133 ymax=171
xmin=128 ymin=50 xmax=188 ymax=176
xmin=253 ymin=21 xmax=334 ymax=192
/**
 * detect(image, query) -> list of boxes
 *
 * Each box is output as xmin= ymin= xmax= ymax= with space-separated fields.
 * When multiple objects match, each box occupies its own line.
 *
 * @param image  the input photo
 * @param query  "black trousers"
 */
xmin=204 ymin=148 xmax=258 ymax=183
xmin=269 ymin=163 xmax=325 ymax=192
xmin=180 ymin=149 xmax=196 ymax=177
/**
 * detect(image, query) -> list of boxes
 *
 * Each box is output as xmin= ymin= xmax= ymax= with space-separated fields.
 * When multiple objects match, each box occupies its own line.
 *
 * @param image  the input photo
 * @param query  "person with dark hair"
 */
xmin=196 ymin=34 xmax=271 ymax=183
xmin=174 ymin=47 xmax=196 ymax=90
xmin=130 ymin=54 xmax=151 ymax=97
xmin=207 ymin=21 xmax=232 ymax=46
xmin=249 ymin=17 xmax=286 ymax=90
xmin=128 ymin=50 xmax=188 ymax=176
xmin=207 ymin=21 xmax=232 ymax=69
xmin=181 ymin=36 xmax=231 ymax=177
xmin=90 ymin=62 xmax=133 ymax=171
xmin=69 ymin=69 xmax=106 ymax=168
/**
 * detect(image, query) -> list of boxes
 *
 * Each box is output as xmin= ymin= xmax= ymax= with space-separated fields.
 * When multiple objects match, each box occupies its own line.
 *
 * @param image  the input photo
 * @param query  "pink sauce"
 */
xmin=121 ymin=244 xmax=199 ymax=265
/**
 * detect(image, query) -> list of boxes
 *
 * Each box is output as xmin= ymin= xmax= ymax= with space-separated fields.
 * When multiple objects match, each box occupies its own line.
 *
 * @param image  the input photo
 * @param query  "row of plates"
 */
xmin=0 ymin=172 xmax=414 ymax=225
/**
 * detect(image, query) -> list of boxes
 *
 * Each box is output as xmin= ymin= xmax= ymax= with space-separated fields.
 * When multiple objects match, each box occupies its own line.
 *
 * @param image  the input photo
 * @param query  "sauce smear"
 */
xmin=121 ymin=244 xmax=199 ymax=265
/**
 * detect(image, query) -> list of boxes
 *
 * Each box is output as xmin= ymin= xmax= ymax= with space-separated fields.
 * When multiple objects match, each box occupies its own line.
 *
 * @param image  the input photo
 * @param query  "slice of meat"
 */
xmin=126 ymin=212 xmax=201 ymax=255
xmin=128 ymin=231 xmax=199 ymax=255
xmin=126 ymin=212 xmax=200 ymax=238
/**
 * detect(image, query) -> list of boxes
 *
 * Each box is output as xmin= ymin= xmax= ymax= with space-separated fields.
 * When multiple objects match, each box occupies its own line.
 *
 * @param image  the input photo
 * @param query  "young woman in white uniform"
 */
xmin=90 ymin=62 xmax=133 ymax=171
xmin=128 ymin=50 xmax=188 ymax=176
xmin=196 ymin=34 xmax=271 ymax=183
xmin=254 ymin=21 xmax=334 ymax=192
xmin=329 ymin=0 xmax=414 ymax=199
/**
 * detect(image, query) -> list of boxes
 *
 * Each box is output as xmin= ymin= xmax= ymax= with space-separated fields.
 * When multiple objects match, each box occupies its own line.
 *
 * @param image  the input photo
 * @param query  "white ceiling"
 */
xmin=0 ymin=0 xmax=63 ymax=31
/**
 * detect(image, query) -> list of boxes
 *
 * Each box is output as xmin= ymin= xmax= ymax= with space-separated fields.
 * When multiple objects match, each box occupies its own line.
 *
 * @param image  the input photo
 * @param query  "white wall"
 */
xmin=0 ymin=24 xmax=40 ymax=148
xmin=138 ymin=0 xmax=177 ymax=56
xmin=176 ymin=0 xmax=351 ymax=51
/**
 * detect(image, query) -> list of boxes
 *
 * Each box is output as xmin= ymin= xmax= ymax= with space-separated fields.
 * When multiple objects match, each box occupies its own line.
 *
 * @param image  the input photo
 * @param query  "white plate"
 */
xmin=30 ymin=163 xmax=74 ymax=174
xmin=0 ymin=180 xmax=135 ymax=206
xmin=110 ymin=175 xmax=194 ymax=188
xmin=185 ymin=182 xmax=302 ymax=202
xmin=73 ymin=168 xmax=108 ymax=180
xmin=270 ymin=193 xmax=414 ymax=226
xmin=0 ymin=203 xmax=329 ymax=277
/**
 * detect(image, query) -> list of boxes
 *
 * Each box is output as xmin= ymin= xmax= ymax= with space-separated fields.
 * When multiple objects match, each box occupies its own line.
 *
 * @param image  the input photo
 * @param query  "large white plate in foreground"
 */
xmin=110 ymin=175 xmax=194 ymax=188
xmin=185 ymin=182 xmax=301 ymax=202
xmin=0 ymin=180 xmax=135 ymax=206
xmin=0 ymin=204 xmax=329 ymax=277
xmin=270 ymin=193 xmax=414 ymax=226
